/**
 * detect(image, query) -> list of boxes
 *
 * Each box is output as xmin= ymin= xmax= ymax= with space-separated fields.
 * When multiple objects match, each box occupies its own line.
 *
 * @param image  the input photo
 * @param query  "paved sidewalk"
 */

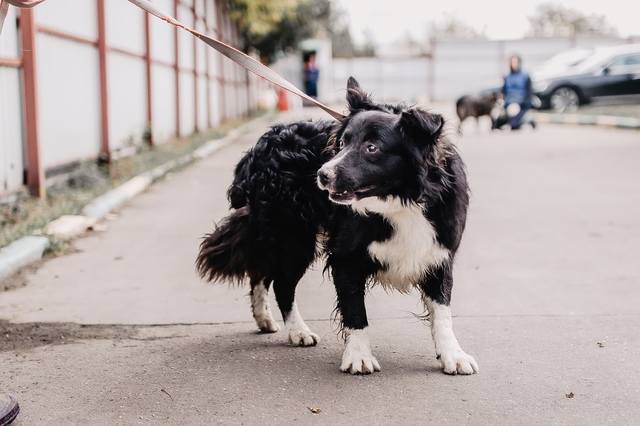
xmin=1 ymin=111 xmax=640 ymax=424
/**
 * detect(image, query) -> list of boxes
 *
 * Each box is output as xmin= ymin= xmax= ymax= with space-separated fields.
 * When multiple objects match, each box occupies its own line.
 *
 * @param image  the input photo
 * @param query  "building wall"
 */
xmin=0 ymin=0 xmax=259 ymax=197
xmin=329 ymin=36 xmax=629 ymax=104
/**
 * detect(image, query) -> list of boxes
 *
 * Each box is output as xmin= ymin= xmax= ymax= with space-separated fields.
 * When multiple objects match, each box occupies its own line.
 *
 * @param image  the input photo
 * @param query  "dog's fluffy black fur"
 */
xmin=197 ymin=77 xmax=478 ymax=375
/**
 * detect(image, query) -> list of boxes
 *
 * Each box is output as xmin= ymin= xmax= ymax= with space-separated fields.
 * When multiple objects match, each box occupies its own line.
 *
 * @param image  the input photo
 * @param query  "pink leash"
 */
xmin=0 ymin=0 xmax=346 ymax=121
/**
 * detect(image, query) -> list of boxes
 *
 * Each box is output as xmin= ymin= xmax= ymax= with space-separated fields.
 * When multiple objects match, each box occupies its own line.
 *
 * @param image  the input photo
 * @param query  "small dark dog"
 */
xmin=197 ymin=77 xmax=478 ymax=375
xmin=455 ymin=92 xmax=499 ymax=133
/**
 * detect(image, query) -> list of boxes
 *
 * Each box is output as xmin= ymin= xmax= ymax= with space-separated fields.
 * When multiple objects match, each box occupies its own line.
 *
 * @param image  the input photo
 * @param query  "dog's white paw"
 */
xmin=255 ymin=317 xmax=280 ymax=333
xmin=288 ymin=327 xmax=319 ymax=346
xmin=340 ymin=328 xmax=381 ymax=375
xmin=438 ymin=349 xmax=479 ymax=375
xmin=340 ymin=349 xmax=381 ymax=375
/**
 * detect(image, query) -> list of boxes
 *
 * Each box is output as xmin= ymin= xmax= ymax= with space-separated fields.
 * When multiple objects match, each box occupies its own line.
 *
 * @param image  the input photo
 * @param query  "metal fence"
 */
xmin=0 ymin=0 xmax=261 ymax=198
xmin=272 ymin=35 xmax=630 ymax=105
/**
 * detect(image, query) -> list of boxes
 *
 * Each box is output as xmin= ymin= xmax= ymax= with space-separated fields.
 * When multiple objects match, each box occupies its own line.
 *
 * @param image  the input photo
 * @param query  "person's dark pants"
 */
xmin=508 ymin=102 xmax=531 ymax=130
xmin=304 ymin=81 xmax=318 ymax=98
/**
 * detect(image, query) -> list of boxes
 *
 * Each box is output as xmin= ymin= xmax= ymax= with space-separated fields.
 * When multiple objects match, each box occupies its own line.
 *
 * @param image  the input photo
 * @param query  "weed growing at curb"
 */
xmin=0 ymin=112 xmax=266 ymax=249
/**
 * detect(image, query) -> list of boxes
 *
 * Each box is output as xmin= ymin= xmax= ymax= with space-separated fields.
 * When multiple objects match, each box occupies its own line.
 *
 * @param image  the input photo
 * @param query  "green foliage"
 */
xmin=228 ymin=0 xmax=330 ymax=63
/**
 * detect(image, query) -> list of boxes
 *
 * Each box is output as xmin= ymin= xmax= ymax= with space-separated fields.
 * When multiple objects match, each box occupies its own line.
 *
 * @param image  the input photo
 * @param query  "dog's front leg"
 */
xmin=332 ymin=263 xmax=380 ymax=375
xmin=420 ymin=262 xmax=479 ymax=375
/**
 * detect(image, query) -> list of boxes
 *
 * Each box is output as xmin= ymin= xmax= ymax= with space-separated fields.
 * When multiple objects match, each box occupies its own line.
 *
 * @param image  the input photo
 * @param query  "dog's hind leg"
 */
xmin=273 ymin=267 xmax=319 ymax=347
xmin=250 ymin=278 xmax=279 ymax=333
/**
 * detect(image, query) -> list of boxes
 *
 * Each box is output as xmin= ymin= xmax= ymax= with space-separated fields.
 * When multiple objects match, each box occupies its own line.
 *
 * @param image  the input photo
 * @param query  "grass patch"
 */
xmin=0 ymin=113 xmax=265 ymax=249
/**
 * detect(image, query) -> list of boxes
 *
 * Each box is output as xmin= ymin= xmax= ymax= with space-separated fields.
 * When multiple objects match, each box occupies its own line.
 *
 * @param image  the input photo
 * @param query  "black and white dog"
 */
xmin=197 ymin=77 xmax=478 ymax=375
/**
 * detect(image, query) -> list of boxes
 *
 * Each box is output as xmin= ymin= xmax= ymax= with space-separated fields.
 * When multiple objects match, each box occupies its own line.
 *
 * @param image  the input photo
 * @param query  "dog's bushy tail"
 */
xmin=196 ymin=206 xmax=267 ymax=284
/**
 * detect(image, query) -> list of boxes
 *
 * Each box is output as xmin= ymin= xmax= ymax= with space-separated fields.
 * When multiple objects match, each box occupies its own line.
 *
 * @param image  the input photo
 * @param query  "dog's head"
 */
xmin=317 ymin=77 xmax=447 ymax=210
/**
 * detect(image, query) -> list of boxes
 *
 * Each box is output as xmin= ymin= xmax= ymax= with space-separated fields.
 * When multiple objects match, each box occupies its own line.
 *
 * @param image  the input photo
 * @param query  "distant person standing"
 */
xmin=502 ymin=55 xmax=536 ymax=130
xmin=303 ymin=52 xmax=319 ymax=99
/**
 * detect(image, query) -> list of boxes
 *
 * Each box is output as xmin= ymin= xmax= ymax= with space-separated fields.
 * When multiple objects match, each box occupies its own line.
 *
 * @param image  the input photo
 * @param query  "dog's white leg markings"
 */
xmin=425 ymin=298 xmax=478 ymax=375
xmin=251 ymin=282 xmax=279 ymax=333
xmin=340 ymin=328 xmax=381 ymax=374
xmin=285 ymin=303 xmax=319 ymax=346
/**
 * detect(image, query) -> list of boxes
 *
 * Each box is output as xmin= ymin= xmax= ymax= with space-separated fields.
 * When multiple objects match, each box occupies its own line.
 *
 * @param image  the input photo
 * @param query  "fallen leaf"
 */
xmin=307 ymin=406 xmax=321 ymax=414
xmin=161 ymin=388 xmax=173 ymax=400
xmin=566 ymin=392 xmax=574 ymax=399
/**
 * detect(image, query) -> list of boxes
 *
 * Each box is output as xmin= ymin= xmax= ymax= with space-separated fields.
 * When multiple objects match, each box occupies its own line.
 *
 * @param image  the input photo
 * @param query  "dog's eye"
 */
xmin=365 ymin=143 xmax=378 ymax=154
xmin=338 ymin=140 xmax=345 ymax=150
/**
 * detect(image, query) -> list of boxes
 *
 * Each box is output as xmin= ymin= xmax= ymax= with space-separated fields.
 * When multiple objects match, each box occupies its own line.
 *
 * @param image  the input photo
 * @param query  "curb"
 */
xmin=0 ymin=236 xmax=50 ymax=282
xmin=534 ymin=113 xmax=640 ymax=129
xmin=0 ymin=114 xmax=268 ymax=282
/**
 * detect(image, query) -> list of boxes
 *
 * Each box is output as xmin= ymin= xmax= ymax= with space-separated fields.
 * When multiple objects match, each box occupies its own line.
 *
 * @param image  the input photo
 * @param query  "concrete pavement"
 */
xmin=1 ymin=111 xmax=640 ymax=424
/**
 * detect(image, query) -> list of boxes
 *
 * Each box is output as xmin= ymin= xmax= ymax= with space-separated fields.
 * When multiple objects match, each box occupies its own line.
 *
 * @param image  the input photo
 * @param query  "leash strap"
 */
xmin=0 ymin=0 xmax=346 ymax=121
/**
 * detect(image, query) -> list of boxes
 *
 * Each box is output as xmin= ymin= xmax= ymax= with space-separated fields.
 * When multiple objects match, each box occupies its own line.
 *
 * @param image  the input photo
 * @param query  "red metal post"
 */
xmin=245 ymin=69 xmax=251 ymax=115
xmin=173 ymin=0 xmax=181 ymax=137
xmin=204 ymin=0 xmax=212 ymax=129
xmin=192 ymin=4 xmax=198 ymax=133
xmin=215 ymin=0 xmax=225 ymax=122
xmin=96 ymin=0 xmax=110 ymax=160
xmin=144 ymin=11 xmax=153 ymax=144
xmin=19 ymin=8 xmax=44 ymax=198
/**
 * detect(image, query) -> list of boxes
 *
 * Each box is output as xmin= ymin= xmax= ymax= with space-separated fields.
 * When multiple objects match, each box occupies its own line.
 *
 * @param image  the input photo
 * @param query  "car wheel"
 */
xmin=550 ymin=87 xmax=580 ymax=113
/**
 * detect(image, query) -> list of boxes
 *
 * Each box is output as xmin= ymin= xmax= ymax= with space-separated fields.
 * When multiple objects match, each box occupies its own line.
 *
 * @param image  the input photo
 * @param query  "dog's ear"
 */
xmin=399 ymin=108 xmax=444 ymax=144
xmin=346 ymin=76 xmax=374 ymax=112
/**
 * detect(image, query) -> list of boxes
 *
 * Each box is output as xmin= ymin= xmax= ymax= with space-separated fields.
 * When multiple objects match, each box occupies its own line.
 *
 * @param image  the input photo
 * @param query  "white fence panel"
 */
xmin=0 ymin=68 xmax=24 ymax=195
xmin=179 ymin=72 xmax=195 ymax=136
xmin=150 ymin=0 xmax=175 ymax=64
xmin=177 ymin=4 xmax=194 ymax=70
xmin=151 ymin=64 xmax=177 ymax=143
xmin=0 ymin=6 xmax=23 ymax=196
xmin=197 ymin=75 xmax=208 ymax=129
xmin=208 ymin=77 xmax=221 ymax=127
xmin=37 ymin=35 xmax=101 ymax=168
xmin=108 ymin=53 xmax=147 ymax=152
xmin=106 ymin=0 xmax=145 ymax=55
xmin=0 ymin=7 xmax=18 ymax=57
xmin=36 ymin=0 xmax=97 ymax=39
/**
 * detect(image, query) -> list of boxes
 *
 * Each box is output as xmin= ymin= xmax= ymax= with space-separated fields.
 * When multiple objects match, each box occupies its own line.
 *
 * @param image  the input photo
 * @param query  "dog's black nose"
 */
xmin=317 ymin=169 xmax=330 ymax=186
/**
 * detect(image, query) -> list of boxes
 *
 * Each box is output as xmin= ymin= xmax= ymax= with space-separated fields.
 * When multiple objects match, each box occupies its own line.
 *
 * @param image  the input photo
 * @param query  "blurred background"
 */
xmin=1 ymin=0 xmax=639 ymax=247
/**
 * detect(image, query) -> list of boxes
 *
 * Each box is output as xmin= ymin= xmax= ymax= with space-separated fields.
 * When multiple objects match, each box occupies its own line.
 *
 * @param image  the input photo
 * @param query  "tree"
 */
xmin=527 ymin=3 xmax=617 ymax=38
xmin=228 ymin=0 xmax=330 ymax=63
xmin=229 ymin=0 xmax=374 ymax=60
xmin=429 ymin=14 xmax=484 ymax=40
xmin=328 ymin=5 xmax=376 ymax=58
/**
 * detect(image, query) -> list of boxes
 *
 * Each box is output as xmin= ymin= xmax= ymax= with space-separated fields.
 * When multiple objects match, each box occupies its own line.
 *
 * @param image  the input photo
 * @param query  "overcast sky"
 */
xmin=337 ymin=0 xmax=639 ymax=44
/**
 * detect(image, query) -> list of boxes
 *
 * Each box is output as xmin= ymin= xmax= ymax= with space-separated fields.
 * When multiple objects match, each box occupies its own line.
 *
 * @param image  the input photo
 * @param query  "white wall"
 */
xmin=1 ymin=1 xmax=257 ymax=196
xmin=108 ymin=53 xmax=147 ymax=151
xmin=0 ymin=7 xmax=23 ymax=195
xmin=330 ymin=36 xmax=632 ymax=103
xmin=151 ymin=64 xmax=177 ymax=143
xmin=36 ymin=35 xmax=101 ymax=168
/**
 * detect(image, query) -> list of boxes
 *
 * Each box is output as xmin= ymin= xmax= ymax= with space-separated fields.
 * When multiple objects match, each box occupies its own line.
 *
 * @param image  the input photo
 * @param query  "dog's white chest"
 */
xmin=354 ymin=198 xmax=449 ymax=293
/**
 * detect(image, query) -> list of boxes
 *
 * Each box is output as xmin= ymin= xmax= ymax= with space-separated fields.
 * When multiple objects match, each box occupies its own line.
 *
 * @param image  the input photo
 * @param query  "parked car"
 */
xmin=533 ymin=48 xmax=594 ymax=80
xmin=533 ymin=44 xmax=640 ymax=112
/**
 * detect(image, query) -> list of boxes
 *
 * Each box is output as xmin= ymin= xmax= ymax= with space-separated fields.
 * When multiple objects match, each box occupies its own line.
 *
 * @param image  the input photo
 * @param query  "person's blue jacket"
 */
xmin=502 ymin=71 xmax=532 ymax=106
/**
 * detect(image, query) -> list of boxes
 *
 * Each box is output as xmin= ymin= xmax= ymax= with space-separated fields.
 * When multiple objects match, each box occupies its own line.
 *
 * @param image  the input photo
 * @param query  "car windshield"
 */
xmin=535 ymin=49 xmax=592 ymax=74
xmin=571 ymin=50 xmax=622 ymax=74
